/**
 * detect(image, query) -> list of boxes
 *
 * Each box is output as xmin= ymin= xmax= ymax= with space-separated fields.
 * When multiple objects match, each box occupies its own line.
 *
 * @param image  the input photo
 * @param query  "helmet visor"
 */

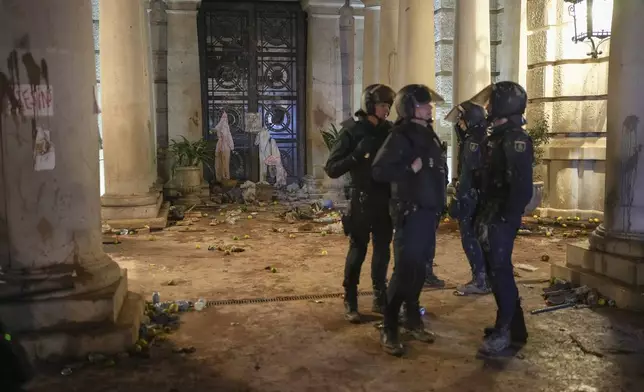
xmin=469 ymin=84 xmax=494 ymax=108
xmin=427 ymin=87 xmax=446 ymax=105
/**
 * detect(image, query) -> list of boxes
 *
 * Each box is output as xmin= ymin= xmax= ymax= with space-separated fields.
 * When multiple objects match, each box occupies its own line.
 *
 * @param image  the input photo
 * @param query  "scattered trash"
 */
xmin=208 ymin=244 xmax=245 ymax=255
xmin=321 ymin=222 xmax=343 ymax=234
xmin=541 ymin=254 xmax=550 ymax=261
xmin=172 ymin=346 xmax=196 ymax=354
xmin=264 ymin=266 xmax=277 ymax=273
xmin=515 ymin=263 xmax=538 ymax=272
xmin=531 ymin=281 xmax=616 ymax=314
xmin=194 ymin=298 xmax=207 ymax=311
xmin=152 ymin=291 xmax=160 ymax=305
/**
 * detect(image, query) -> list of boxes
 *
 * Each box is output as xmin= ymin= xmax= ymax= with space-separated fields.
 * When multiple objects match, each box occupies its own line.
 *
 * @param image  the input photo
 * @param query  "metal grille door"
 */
xmin=199 ymin=1 xmax=306 ymax=183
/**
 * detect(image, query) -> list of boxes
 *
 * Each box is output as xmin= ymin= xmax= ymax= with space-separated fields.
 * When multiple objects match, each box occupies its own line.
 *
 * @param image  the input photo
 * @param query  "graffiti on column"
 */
xmin=0 ymin=38 xmax=55 ymax=171
xmin=618 ymin=115 xmax=641 ymax=232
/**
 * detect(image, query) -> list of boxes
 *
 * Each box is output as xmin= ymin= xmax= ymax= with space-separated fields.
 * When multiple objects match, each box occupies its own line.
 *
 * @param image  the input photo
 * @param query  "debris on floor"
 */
xmin=59 ymin=295 xmax=198 ymax=376
xmin=530 ymin=280 xmax=616 ymax=314
xmin=515 ymin=263 xmax=538 ymax=272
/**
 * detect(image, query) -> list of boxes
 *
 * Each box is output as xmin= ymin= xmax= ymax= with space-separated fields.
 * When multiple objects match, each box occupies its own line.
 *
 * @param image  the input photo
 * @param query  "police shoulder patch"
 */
xmin=468 ymin=142 xmax=479 ymax=152
xmin=514 ymin=140 xmax=527 ymax=153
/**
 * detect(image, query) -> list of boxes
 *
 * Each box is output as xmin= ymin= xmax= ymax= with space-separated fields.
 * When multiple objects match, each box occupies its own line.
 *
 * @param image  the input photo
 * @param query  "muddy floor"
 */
xmin=28 ymin=204 xmax=644 ymax=392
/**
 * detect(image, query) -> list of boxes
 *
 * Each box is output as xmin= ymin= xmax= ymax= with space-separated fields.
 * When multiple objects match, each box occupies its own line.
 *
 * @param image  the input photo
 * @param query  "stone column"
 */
xmin=499 ymin=0 xmax=527 ymax=85
xmin=395 ymin=0 xmax=435 ymax=89
xmin=362 ymin=0 xmax=381 ymax=88
xmin=0 ymin=0 xmax=142 ymax=361
xmin=378 ymin=0 xmax=399 ymax=89
xmin=303 ymin=0 xmax=344 ymax=180
xmin=166 ymin=0 xmax=202 ymax=143
xmin=100 ymin=0 xmax=165 ymax=227
xmin=166 ymin=0 xmax=208 ymax=198
xmin=451 ymin=0 xmax=491 ymax=182
xmin=553 ymin=0 xmax=644 ymax=311
xmin=149 ymin=0 xmax=170 ymax=182
xmin=339 ymin=0 xmax=356 ymax=120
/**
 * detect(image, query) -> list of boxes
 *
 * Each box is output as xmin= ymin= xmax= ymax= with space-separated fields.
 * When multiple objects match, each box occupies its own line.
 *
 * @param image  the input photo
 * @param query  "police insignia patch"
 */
xmin=514 ymin=140 xmax=526 ymax=152
xmin=469 ymin=142 xmax=478 ymax=152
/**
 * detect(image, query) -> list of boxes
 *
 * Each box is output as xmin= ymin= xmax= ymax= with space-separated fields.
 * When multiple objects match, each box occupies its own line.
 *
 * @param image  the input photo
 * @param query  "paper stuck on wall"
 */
xmin=34 ymin=127 xmax=55 ymax=171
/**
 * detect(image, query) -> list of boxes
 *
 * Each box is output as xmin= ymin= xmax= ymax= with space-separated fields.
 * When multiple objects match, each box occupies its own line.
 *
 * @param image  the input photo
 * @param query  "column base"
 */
xmin=534 ymin=207 xmax=604 ymax=221
xmin=589 ymin=224 xmax=644 ymax=259
xmin=102 ymin=190 xmax=169 ymax=229
xmin=103 ymin=201 xmax=170 ymax=230
xmin=550 ymin=240 xmax=644 ymax=311
xmin=0 ymin=270 xmax=144 ymax=363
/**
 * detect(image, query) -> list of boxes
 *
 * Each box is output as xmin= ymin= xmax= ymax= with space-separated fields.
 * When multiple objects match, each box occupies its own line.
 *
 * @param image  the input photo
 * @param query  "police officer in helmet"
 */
xmin=324 ymin=84 xmax=396 ymax=323
xmin=372 ymin=84 xmax=447 ymax=356
xmin=472 ymin=81 xmax=532 ymax=355
xmin=445 ymin=101 xmax=491 ymax=295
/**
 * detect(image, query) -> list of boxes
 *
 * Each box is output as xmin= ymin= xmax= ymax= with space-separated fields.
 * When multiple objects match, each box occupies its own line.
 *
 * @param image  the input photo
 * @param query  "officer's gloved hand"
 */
xmin=353 ymin=137 xmax=374 ymax=160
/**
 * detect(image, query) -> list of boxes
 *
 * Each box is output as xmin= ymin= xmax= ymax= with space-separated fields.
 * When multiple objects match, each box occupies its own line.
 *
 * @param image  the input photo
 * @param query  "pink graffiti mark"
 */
xmin=13 ymin=85 xmax=52 ymax=114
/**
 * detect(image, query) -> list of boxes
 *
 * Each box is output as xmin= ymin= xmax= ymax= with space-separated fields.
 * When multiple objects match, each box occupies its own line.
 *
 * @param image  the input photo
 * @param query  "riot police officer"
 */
xmin=472 ymin=81 xmax=532 ymax=355
xmin=372 ymin=84 xmax=447 ymax=356
xmin=446 ymin=101 xmax=491 ymax=295
xmin=324 ymin=84 xmax=396 ymax=323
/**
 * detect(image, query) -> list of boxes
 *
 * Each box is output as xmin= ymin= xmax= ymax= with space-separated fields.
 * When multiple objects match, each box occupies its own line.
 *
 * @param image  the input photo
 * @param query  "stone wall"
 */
xmin=526 ymin=0 xmax=608 ymax=218
xmin=434 ymin=0 xmax=504 ymax=178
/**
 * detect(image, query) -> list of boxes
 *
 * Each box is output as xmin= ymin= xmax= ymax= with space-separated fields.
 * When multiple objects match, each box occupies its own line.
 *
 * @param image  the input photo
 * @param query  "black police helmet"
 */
xmin=470 ymin=81 xmax=527 ymax=120
xmin=444 ymin=100 xmax=487 ymax=129
xmin=361 ymin=84 xmax=396 ymax=116
xmin=458 ymin=101 xmax=487 ymax=128
xmin=394 ymin=84 xmax=445 ymax=120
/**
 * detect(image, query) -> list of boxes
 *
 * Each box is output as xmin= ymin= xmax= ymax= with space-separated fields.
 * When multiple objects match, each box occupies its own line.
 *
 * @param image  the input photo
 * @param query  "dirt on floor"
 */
xmin=27 ymin=203 xmax=644 ymax=392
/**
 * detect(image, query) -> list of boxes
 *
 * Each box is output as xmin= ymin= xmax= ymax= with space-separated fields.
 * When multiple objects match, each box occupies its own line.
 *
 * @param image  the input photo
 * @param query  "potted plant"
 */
xmin=169 ymin=136 xmax=214 ymax=205
xmin=320 ymin=124 xmax=351 ymax=201
xmin=321 ymin=123 xmax=341 ymax=151
xmin=524 ymin=116 xmax=551 ymax=215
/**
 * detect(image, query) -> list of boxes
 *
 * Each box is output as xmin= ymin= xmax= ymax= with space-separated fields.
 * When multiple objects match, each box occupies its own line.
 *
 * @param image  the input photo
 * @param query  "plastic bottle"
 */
xmin=152 ymin=291 xmax=160 ymax=305
xmin=194 ymin=298 xmax=206 ymax=311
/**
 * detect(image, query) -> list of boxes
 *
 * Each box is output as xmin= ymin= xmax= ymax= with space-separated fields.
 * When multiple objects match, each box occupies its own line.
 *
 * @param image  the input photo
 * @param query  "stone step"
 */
xmin=550 ymin=263 xmax=644 ymax=311
xmin=0 ymin=271 xmax=129 ymax=333
xmin=17 ymin=291 xmax=145 ymax=363
xmin=566 ymin=241 xmax=644 ymax=286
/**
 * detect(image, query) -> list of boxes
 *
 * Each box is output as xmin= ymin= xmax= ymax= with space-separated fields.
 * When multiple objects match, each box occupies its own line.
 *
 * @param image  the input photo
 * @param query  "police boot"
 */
xmin=401 ymin=301 xmax=436 ymax=343
xmin=479 ymin=325 xmax=512 ymax=356
xmin=456 ymin=272 xmax=491 ymax=295
xmin=424 ymin=272 xmax=446 ymax=288
xmin=343 ymin=288 xmax=361 ymax=324
xmin=484 ymin=304 xmax=528 ymax=344
xmin=371 ymin=288 xmax=387 ymax=314
xmin=380 ymin=327 xmax=404 ymax=357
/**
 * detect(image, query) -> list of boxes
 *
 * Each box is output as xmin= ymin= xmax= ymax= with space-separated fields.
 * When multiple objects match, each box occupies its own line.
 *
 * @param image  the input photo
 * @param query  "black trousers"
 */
xmin=342 ymin=192 xmax=393 ymax=292
xmin=384 ymin=206 xmax=437 ymax=331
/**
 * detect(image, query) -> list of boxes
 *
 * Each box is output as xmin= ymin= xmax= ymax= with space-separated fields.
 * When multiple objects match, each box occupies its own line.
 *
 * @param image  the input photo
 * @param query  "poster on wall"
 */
xmin=244 ymin=112 xmax=262 ymax=134
xmin=33 ymin=127 xmax=55 ymax=171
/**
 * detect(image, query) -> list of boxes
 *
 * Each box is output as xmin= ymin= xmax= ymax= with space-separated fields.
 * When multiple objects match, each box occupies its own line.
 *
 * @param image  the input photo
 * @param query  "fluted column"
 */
xmin=395 ymin=0 xmax=435 ymax=89
xmin=339 ymin=0 xmax=356 ymax=119
xmin=378 ymin=0 xmax=399 ymax=89
xmin=451 ymin=0 xmax=491 ymax=182
xmin=362 ymin=0 xmax=381 ymax=88
xmin=100 ymin=0 xmax=162 ymax=221
xmin=590 ymin=0 xmax=644 ymax=257
xmin=499 ymin=0 xmax=527 ymax=85
xmin=553 ymin=0 xmax=644 ymax=311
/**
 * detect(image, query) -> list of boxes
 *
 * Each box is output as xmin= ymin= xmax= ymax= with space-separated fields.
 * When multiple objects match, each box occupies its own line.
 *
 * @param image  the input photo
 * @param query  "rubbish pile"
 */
xmin=530 ymin=279 xmax=615 ymax=315
xmin=59 ymin=293 xmax=206 ymax=376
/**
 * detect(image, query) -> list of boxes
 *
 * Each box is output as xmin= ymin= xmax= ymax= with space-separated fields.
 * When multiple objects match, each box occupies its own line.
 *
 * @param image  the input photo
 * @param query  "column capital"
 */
xmin=301 ymin=0 xmax=364 ymax=16
xmin=165 ymin=0 xmax=200 ymax=11
xmin=362 ymin=0 xmax=381 ymax=9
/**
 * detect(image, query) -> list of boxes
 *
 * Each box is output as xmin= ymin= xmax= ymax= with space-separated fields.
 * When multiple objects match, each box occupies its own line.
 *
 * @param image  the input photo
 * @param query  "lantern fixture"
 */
xmin=564 ymin=0 xmax=612 ymax=58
